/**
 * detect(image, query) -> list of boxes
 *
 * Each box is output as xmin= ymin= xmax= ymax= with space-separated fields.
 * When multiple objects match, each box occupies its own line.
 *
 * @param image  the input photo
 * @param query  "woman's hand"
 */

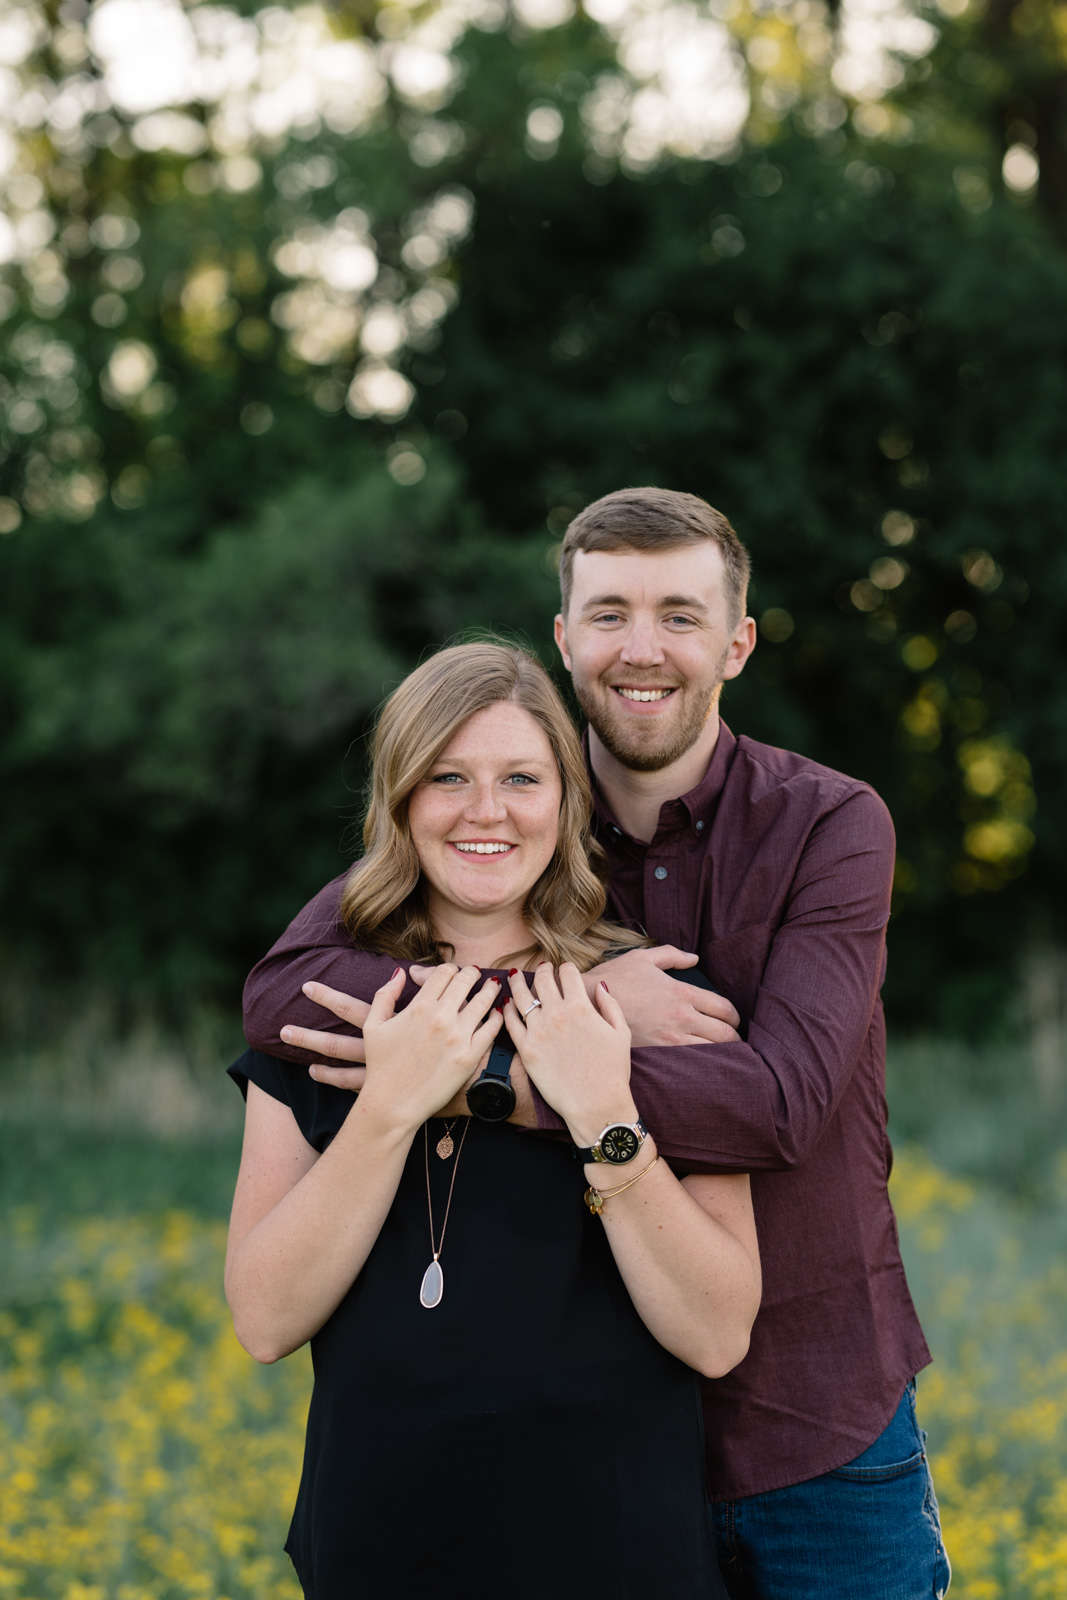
xmin=504 ymin=964 xmax=636 ymax=1148
xmin=357 ymin=964 xmax=502 ymax=1136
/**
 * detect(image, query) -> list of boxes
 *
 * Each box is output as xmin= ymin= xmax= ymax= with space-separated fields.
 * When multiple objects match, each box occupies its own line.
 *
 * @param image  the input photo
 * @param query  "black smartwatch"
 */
xmin=466 ymin=1037 xmax=516 ymax=1122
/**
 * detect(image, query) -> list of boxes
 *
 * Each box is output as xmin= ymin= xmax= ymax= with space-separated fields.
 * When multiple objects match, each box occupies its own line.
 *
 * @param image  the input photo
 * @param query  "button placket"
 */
xmin=645 ymin=846 xmax=682 ymax=944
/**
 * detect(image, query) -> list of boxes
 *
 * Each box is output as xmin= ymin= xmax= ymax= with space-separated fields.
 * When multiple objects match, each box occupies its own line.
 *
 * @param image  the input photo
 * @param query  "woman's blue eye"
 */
xmin=430 ymin=772 xmax=536 ymax=785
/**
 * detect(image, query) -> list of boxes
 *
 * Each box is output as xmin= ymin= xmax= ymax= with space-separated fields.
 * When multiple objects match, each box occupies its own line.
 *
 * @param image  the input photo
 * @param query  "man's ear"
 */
xmin=722 ymin=617 xmax=757 ymax=682
xmin=553 ymin=613 xmax=573 ymax=672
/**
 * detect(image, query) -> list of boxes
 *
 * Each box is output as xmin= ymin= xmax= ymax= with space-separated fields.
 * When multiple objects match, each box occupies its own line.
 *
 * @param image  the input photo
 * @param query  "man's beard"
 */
xmin=574 ymin=659 xmax=727 ymax=774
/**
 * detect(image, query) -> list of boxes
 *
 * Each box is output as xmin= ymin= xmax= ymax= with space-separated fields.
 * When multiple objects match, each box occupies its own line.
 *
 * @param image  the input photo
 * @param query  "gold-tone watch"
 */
xmin=573 ymin=1119 xmax=649 ymax=1165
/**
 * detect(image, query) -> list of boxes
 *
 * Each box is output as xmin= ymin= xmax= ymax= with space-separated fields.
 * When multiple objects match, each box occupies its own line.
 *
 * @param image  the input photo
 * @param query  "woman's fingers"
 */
xmin=415 ymin=963 xmax=484 ymax=1016
xmin=512 ymin=962 xmax=588 ymax=1022
xmin=460 ymin=974 xmax=502 ymax=1026
xmin=556 ymin=961 xmax=590 ymax=1005
xmin=445 ymin=964 xmax=493 ymax=1008
xmin=470 ymin=1008 xmax=504 ymax=1058
xmin=410 ymin=962 xmax=460 ymax=1005
xmin=508 ymin=968 xmax=531 ymax=999
xmin=501 ymin=996 xmax=530 ymax=1055
xmin=507 ymin=967 xmax=536 ymax=1017
xmin=531 ymin=962 xmax=563 ymax=1010
xmin=592 ymin=978 xmax=629 ymax=1033
xmin=364 ymin=965 xmax=409 ymax=1027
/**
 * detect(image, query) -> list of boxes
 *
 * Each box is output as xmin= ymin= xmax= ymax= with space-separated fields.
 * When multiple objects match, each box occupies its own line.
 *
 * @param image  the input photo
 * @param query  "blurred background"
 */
xmin=1 ymin=0 xmax=1065 ymax=1596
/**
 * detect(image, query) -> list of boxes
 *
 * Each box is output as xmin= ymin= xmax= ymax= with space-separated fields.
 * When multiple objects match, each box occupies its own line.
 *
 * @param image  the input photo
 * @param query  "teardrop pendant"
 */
xmin=435 ymin=1133 xmax=454 ymax=1160
xmin=419 ymin=1258 xmax=444 ymax=1309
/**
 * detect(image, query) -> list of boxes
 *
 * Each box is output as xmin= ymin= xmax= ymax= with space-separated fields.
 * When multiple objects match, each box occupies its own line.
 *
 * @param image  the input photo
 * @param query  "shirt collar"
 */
xmin=584 ymin=721 xmax=737 ymax=845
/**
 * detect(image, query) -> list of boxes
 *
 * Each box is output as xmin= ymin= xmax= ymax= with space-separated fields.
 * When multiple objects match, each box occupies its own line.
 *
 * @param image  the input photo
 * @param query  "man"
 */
xmin=243 ymin=488 xmax=950 ymax=1599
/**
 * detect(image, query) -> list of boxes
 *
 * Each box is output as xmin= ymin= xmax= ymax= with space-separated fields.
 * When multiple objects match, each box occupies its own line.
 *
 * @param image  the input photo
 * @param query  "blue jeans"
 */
xmin=709 ymin=1380 xmax=951 ymax=1599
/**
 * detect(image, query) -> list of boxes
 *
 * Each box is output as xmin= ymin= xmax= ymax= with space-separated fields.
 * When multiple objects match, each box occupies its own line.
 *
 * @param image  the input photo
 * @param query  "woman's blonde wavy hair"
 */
xmin=340 ymin=641 xmax=647 ymax=971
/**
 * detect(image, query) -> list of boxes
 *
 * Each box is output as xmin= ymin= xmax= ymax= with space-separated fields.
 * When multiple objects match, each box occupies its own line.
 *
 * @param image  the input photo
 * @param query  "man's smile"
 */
xmin=612 ymin=686 xmax=678 ymax=705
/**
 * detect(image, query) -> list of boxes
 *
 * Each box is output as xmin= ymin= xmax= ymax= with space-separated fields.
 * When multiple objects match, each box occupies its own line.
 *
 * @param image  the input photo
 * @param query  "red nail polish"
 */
xmin=508 ymin=968 xmax=519 ymax=976
xmin=392 ymin=967 xmax=402 ymax=979
xmin=494 ymin=1004 xmax=504 ymax=1013
xmin=599 ymin=981 xmax=610 ymax=994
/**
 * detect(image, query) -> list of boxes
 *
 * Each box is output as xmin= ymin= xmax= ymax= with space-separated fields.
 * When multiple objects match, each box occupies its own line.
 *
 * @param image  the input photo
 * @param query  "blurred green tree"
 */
xmin=0 ymin=0 xmax=1064 ymax=1036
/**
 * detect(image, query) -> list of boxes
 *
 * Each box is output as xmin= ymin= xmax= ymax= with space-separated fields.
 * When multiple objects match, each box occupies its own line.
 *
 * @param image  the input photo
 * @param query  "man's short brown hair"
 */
xmin=558 ymin=487 xmax=751 ymax=625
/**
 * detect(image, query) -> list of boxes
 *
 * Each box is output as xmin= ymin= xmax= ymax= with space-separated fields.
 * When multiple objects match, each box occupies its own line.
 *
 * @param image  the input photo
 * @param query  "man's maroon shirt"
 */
xmin=242 ymin=722 xmax=930 ymax=1499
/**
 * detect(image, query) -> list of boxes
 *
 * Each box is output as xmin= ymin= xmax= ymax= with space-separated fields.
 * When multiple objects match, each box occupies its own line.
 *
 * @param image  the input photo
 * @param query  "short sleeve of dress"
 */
xmin=227 ymin=1047 xmax=355 ymax=1153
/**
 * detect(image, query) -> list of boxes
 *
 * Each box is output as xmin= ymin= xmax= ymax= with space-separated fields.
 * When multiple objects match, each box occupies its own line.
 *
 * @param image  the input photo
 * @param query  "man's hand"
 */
xmin=280 ymin=980 xmax=369 ymax=1092
xmin=585 ymin=947 xmax=741 ymax=1047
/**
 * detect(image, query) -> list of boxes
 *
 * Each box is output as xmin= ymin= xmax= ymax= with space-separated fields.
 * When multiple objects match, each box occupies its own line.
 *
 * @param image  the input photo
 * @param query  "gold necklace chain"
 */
xmin=419 ymin=1118 xmax=470 ymax=1309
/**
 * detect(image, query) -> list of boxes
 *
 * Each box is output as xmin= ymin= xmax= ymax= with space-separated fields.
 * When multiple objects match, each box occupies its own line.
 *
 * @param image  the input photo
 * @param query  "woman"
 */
xmin=225 ymin=642 xmax=760 ymax=1600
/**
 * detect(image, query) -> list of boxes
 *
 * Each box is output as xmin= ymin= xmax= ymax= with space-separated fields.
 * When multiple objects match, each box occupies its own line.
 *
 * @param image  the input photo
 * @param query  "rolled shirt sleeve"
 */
xmin=610 ymin=788 xmax=895 ymax=1170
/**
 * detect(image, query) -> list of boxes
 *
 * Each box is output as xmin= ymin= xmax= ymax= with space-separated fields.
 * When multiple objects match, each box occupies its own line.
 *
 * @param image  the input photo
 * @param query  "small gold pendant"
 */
xmin=584 ymin=1186 xmax=604 ymax=1216
xmin=436 ymin=1133 xmax=454 ymax=1160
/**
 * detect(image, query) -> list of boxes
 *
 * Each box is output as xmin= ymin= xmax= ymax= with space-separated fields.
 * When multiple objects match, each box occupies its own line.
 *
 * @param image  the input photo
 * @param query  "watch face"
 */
xmin=466 ymin=1078 xmax=516 ymax=1122
xmin=600 ymin=1125 xmax=640 ymax=1163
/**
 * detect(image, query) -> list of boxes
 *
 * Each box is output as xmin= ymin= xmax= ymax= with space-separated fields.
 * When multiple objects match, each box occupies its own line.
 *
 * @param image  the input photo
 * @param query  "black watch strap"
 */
xmin=483 ymin=1037 xmax=515 ymax=1082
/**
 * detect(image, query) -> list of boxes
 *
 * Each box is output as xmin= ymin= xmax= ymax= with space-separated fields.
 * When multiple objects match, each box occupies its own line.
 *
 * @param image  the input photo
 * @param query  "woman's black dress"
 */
xmin=229 ymin=1049 xmax=724 ymax=1600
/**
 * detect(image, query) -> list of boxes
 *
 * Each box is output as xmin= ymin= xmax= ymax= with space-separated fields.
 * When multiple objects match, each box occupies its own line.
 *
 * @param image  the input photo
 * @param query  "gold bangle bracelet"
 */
xmin=584 ymin=1154 xmax=660 ymax=1216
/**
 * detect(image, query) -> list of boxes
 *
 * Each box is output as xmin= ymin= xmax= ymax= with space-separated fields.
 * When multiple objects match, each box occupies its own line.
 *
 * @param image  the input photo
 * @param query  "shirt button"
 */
xmin=695 ymin=820 xmax=704 ymax=831
xmin=611 ymin=825 xmax=621 ymax=836
xmin=654 ymin=866 xmax=668 ymax=880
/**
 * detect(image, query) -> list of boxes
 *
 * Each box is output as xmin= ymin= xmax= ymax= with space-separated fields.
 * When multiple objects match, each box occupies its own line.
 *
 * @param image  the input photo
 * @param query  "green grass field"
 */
xmin=0 ymin=1040 xmax=1065 ymax=1599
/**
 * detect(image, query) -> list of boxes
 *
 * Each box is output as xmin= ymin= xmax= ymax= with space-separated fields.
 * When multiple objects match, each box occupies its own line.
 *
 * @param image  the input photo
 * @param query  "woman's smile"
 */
xmin=448 ymin=840 xmax=516 ymax=856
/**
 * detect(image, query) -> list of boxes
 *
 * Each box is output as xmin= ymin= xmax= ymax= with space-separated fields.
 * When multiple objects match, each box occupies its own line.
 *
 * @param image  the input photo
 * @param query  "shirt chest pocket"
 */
xmin=702 ymin=922 xmax=773 ymax=1024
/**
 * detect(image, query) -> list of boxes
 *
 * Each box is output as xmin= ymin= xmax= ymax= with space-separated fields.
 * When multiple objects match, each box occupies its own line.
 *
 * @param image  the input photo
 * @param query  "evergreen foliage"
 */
xmin=1 ymin=5 xmax=1064 ymax=1032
